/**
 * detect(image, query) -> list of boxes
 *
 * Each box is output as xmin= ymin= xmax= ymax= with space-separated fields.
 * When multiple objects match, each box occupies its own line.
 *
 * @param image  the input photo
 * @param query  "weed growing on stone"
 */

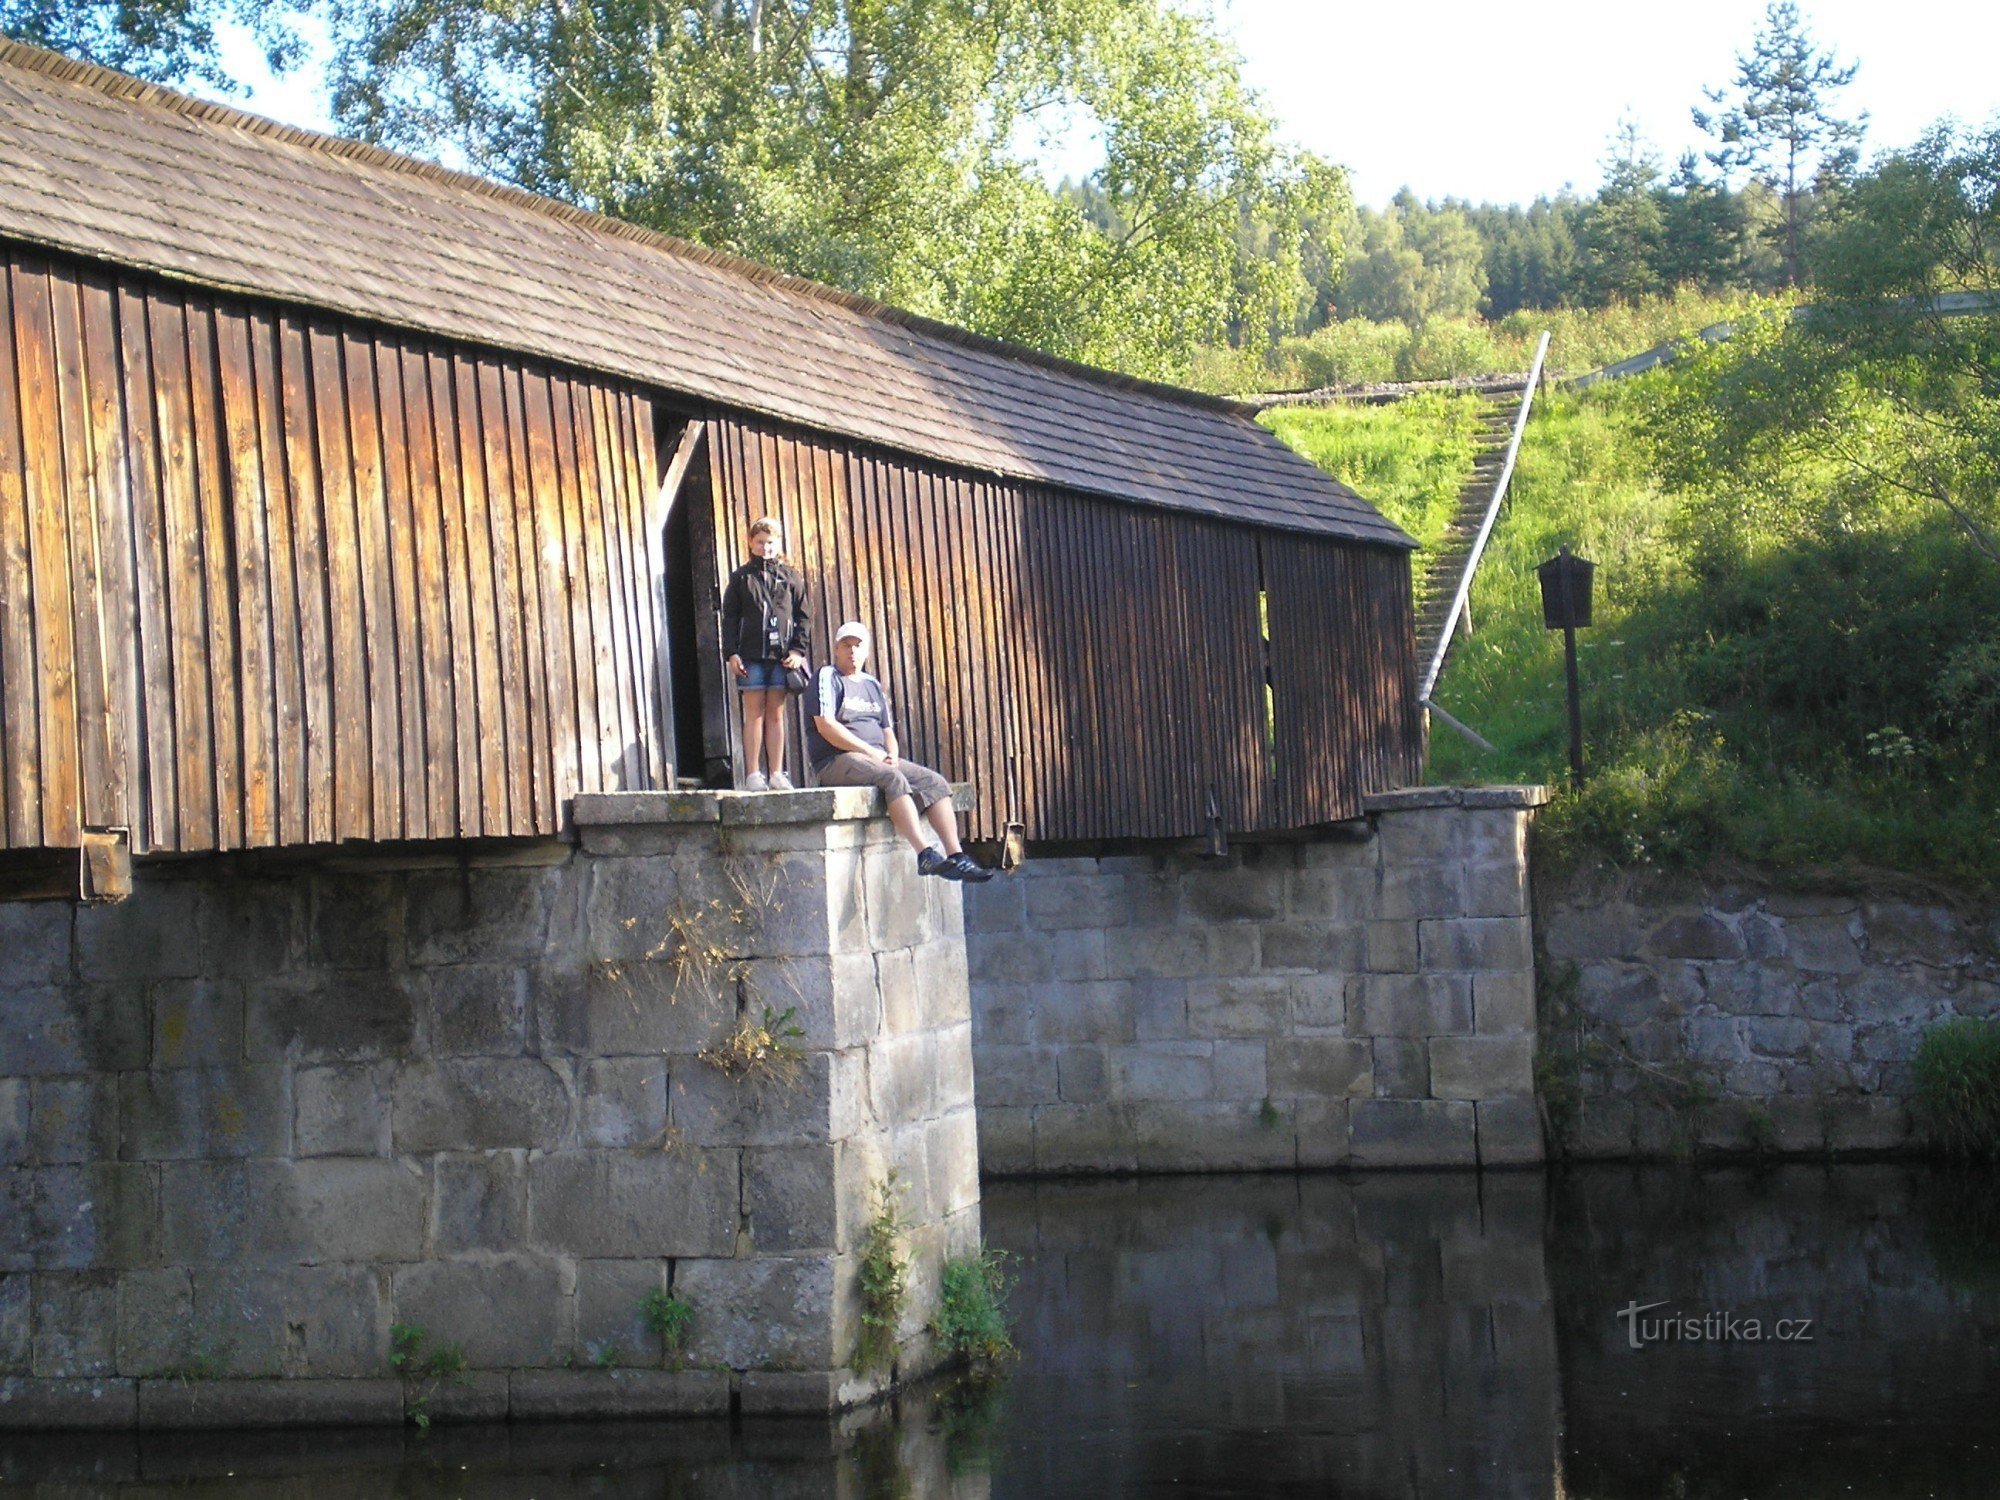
xmin=933 ymin=1247 xmax=1015 ymax=1362
xmin=857 ymin=1175 xmax=909 ymax=1373
xmin=1914 ymin=1018 xmax=2000 ymax=1159
xmin=592 ymin=1343 xmax=623 ymax=1369
xmin=652 ymin=864 xmax=788 ymax=1005
xmin=390 ymin=1323 xmax=467 ymax=1430
xmin=700 ymin=1004 xmax=807 ymax=1086
xmin=1256 ymin=1097 xmax=1281 ymax=1131
xmin=640 ymin=1288 xmax=695 ymax=1365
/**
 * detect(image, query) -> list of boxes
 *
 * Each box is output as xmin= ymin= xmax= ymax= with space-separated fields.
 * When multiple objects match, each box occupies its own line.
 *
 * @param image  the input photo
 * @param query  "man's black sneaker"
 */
xmin=916 ymin=846 xmax=950 ymax=878
xmin=942 ymin=852 xmax=996 ymax=883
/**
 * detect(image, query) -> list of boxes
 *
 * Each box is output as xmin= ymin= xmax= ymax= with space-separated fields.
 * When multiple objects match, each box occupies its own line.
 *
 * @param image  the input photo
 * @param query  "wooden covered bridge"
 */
xmin=0 ymin=40 xmax=1423 ymax=880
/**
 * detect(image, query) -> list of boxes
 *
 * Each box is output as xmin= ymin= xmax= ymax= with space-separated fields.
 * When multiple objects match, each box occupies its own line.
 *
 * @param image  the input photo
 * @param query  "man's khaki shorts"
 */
xmin=815 ymin=753 xmax=951 ymax=811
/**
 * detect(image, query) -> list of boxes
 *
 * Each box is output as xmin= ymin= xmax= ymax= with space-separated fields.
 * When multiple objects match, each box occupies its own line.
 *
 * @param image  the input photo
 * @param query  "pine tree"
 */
xmin=1693 ymin=1 xmax=1864 ymax=287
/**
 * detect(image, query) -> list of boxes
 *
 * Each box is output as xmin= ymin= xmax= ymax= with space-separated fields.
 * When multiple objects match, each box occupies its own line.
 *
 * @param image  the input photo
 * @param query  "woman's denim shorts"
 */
xmin=737 ymin=659 xmax=787 ymax=692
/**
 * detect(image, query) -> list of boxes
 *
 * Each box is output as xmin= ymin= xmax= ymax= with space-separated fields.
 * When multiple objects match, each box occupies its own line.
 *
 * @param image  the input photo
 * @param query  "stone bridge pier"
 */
xmin=1 ymin=790 xmax=977 ymax=1428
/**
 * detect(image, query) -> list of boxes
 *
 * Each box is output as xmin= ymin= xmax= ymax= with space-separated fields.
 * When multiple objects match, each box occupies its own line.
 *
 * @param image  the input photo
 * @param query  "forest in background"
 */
xmin=0 ymin=0 xmax=1886 ymax=387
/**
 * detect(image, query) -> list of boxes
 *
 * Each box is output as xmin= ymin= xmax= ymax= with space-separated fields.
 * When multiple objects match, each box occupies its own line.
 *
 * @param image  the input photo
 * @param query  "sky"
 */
xmin=214 ymin=0 xmax=2000 ymax=207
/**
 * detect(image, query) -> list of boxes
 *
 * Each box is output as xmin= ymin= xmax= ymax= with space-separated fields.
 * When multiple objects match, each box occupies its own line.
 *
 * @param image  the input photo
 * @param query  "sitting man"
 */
xmin=807 ymin=621 xmax=994 ymax=883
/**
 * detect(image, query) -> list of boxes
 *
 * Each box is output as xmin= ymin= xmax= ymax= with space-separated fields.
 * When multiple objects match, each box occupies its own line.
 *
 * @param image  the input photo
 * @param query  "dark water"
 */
xmin=4 ymin=1164 xmax=1996 ymax=1498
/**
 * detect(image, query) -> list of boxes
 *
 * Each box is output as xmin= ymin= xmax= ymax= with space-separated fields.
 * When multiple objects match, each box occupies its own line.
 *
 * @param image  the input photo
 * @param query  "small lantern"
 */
xmin=1536 ymin=549 xmax=1595 ymax=630
xmin=1533 ymin=545 xmax=1595 ymax=789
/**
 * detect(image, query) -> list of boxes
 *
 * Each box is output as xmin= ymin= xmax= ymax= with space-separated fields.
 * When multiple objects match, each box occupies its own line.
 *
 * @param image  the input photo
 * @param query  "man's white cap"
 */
xmin=834 ymin=620 xmax=871 ymax=647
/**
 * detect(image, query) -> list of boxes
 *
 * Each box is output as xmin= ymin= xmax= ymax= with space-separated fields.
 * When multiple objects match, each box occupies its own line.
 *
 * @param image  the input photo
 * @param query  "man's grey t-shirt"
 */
xmin=805 ymin=667 xmax=895 ymax=770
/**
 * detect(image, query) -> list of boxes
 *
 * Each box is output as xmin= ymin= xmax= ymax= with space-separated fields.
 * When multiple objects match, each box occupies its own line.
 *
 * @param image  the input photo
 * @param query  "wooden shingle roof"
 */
xmin=0 ymin=40 xmax=1413 ymax=547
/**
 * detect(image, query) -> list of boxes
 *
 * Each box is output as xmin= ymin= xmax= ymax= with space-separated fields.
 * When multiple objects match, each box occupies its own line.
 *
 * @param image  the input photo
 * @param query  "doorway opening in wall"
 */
xmin=658 ymin=420 xmax=710 ymax=784
xmin=1256 ymin=541 xmax=1277 ymax=781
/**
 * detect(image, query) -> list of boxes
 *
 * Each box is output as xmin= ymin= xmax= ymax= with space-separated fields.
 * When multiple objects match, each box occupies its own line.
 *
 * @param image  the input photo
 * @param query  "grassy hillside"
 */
xmin=1265 ymin=362 xmax=2000 ymax=889
xmin=1259 ymin=393 xmax=1481 ymax=559
xmin=1197 ymin=288 xmax=1781 ymax=396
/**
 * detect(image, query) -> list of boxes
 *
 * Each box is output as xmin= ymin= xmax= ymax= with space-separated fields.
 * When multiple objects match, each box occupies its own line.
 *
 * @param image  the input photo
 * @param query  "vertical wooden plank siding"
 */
xmin=0 ymin=265 xmax=40 ymax=845
xmin=0 ymin=250 xmax=667 ymax=853
xmin=277 ymin=312 xmax=334 ymax=846
xmin=0 ymin=249 xmax=1415 ymax=856
xmin=701 ymin=414 xmax=1421 ymax=844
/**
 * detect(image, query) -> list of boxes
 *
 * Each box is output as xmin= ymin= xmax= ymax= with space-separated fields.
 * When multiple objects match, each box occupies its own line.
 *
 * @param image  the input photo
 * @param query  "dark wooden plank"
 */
xmin=1021 ymin=485 xmax=1062 ymax=839
xmin=114 ymin=285 xmax=176 ymax=851
xmin=586 ymin=380 xmax=639 ymax=794
xmin=918 ymin=466 xmax=962 ymax=781
xmin=521 ymin=369 xmax=580 ymax=811
xmin=149 ymin=293 xmax=216 ymax=849
xmin=47 ymin=269 xmax=116 ymax=837
xmin=961 ymin=475 xmax=1004 ymax=843
xmin=0 ymin=260 xmax=40 ymax=847
xmin=74 ymin=274 xmax=137 ymax=837
xmin=452 ymin=353 xmax=508 ymax=833
xmin=606 ymin=388 xmax=652 ymax=791
xmin=278 ymin=313 xmax=335 ymax=845
xmin=183 ymin=301 xmax=243 ymax=850
xmin=373 ymin=338 xmax=430 ymax=840
xmin=474 ymin=355 xmax=531 ymax=831
xmin=877 ymin=461 xmax=924 ymax=767
xmin=340 ymin=328 xmax=400 ymax=840
xmin=212 ymin=305 xmax=277 ymax=846
xmin=502 ymin=362 xmax=556 ymax=825
xmin=12 ymin=262 xmax=81 ymax=848
xmin=626 ymin=392 xmax=667 ymax=788
xmin=422 ymin=348 xmax=479 ymax=834
xmin=550 ymin=375 xmax=606 ymax=795
xmin=246 ymin=307 xmax=306 ymax=847
xmin=308 ymin=321 xmax=370 ymax=840
xmin=563 ymin=374 xmax=624 ymax=797
xmin=393 ymin=342 xmax=450 ymax=837
xmin=690 ymin=423 xmax=731 ymax=779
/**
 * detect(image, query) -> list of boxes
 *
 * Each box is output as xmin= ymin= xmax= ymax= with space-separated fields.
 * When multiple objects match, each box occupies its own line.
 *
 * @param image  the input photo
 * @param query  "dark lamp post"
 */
xmin=1535 ymin=547 xmax=1594 ymax=788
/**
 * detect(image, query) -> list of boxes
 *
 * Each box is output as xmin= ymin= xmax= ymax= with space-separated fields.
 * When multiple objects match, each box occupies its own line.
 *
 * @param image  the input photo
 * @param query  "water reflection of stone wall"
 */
xmin=0 ymin=1399 xmax=990 ymax=1498
xmin=1552 ymin=1164 xmax=2000 ymax=1498
xmin=982 ymin=1173 xmax=1559 ymax=1500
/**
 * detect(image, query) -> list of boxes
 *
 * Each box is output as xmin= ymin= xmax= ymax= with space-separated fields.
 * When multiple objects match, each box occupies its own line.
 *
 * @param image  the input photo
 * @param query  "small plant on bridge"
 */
xmin=640 ymin=1287 xmax=695 ymax=1366
xmin=933 ymin=1247 xmax=1015 ymax=1362
xmin=390 ymin=1323 xmax=468 ymax=1430
xmin=857 ymin=1174 xmax=909 ymax=1373
xmin=700 ymin=1004 xmax=806 ymax=1086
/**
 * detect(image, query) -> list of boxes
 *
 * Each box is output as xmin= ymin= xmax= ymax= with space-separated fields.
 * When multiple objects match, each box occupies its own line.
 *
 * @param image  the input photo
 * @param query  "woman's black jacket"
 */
xmin=720 ymin=557 xmax=811 ymax=664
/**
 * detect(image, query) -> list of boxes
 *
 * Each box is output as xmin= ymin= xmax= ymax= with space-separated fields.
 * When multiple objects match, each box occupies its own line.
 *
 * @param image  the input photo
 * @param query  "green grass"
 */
xmin=932 ymin=1247 xmax=1015 ymax=1361
xmin=1914 ymin=1019 xmax=2000 ymax=1160
xmin=1267 ymin=369 xmax=2000 ymax=888
xmin=1259 ymin=392 xmax=1482 ymax=557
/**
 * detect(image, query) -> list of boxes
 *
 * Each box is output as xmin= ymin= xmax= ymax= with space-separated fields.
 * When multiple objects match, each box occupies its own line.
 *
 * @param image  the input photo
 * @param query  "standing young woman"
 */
xmin=720 ymin=517 xmax=810 ymax=790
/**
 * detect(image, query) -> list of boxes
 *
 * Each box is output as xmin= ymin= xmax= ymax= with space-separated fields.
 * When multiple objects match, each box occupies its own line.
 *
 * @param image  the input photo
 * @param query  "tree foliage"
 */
xmin=321 ymin=0 xmax=1345 ymax=381
xmin=0 ymin=0 xmax=302 ymax=90
xmin=1338 ymin=190 xmax=1485 ymax=324
xmin=1693 ymin=0 xmax=1864 ymax=286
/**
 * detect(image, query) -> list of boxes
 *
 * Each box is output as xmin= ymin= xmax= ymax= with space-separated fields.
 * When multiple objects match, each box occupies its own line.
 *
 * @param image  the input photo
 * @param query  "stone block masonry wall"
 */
xmin=1545 ymin=866 xmax=2000 ymax=1158
xmin=0 ymin=788 xmax=978 ymax=1428
xmin=965 ymin=788 xmax=1546 ymax=1174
